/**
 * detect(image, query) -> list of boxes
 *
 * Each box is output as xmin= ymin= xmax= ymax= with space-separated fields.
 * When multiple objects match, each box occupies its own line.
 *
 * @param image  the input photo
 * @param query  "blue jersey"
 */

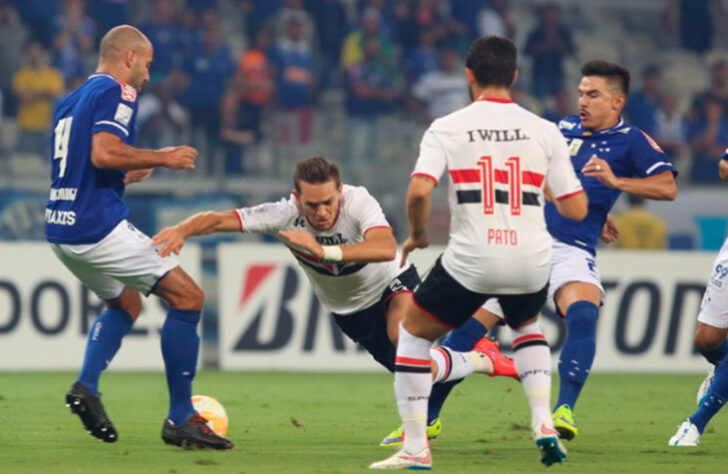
xmin=545 ymin=115 xmax=676 ymax=254
xmin=45 ymin=73 xmax=138 ymax=244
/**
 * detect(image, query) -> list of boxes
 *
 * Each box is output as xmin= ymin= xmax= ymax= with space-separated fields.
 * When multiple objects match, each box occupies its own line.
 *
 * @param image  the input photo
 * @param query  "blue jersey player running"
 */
xmin=46 ymin=25 xmax=232 ymax=450
xmin=407 ymin=60 xmax=678 ymax=444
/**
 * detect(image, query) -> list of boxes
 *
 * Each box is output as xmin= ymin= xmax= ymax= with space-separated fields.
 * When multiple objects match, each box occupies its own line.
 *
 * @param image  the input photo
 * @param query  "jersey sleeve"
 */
xmin=235 ymin=195 xmax=299 ymax=234
xmin=545 ymin=124 xmax=583 ymax=200
xmin=91 ymin=83 xmax=138 ymax=142
xmin=630 ymin=130 xmax=678 ymax=177
xmin=412 ymin=126 xmax=447 ymax=185
xmin=348 ymin=187 xmax=392 ymax=237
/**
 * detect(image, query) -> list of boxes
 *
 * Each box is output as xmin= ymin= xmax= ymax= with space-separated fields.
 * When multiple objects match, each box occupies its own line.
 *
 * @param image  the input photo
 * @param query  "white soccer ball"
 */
xmin=192 ymin=395 xmax=229 ymax=436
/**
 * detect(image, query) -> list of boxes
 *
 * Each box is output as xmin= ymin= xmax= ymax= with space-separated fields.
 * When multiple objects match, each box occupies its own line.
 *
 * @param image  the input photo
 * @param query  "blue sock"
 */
xmin=78 ymin=309 xmax=133 ymax=396
xmin=699 ymin=340 xmax=728 ymax=366
xmin=161 ymin=309 xmax=201 ymax=425
xmin=428 ymin=318 xmax=488 ymax=423
xmin=556 ymin=301 xmax=599 ymax=411
xmin=689 ymin=351 xmax=728 ymax=433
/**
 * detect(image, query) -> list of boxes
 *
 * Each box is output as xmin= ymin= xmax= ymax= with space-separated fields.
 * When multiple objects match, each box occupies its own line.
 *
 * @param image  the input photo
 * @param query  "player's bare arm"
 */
xmin=401 ymin=175 xmax=435 ymax=265
xmin=152 ymin=210 xmax=240 ymax=257
xmin=720 ymin=159 xmax=728 ymax=182
xmin=582 ymin=157 xmax=677 ymax=200
xmin=123 ymin=168 xmax=154 ymax=185
xmin=600 ymin=214 xmax=619 ymax=244
xmin=553 ymin=190 xmax=588 ymax=221
xmin=278 ymin=227 xmax=396 ymax=263
xmin=91 ymin=132 xmax=198 ymax=171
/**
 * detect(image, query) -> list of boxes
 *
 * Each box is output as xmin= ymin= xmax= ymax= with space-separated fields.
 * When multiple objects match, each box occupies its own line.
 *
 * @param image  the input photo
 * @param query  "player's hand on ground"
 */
xmin=582 ymin=155 xmax=619 ymax=188
xmin=600 ymin=214 xmax=619 ymax=244
xmin=277 ymin=230 xmax=324 ymax=259
xmin=162 ymin=145 xmax=198 ymax=170
xmin=401 ymin=232 xmax=429 ymax=266
xmin=123 ymin=168 xmax=154 ymax=185
xmin=151 ymin=226 xmax=187 ymax=257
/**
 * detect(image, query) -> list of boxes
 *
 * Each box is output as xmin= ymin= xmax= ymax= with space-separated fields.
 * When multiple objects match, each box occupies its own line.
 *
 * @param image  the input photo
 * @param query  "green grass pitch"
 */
xmin=0 ymin=371 xmax=724 ymax=473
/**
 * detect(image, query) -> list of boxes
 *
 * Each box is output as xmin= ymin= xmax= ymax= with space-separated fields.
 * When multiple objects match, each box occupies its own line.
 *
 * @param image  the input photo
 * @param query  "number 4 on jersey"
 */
xmin=54 ymin=117 xmax=73 ymax=178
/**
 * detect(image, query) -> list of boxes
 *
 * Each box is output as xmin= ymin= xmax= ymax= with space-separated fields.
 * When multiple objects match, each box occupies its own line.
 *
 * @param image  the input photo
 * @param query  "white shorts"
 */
xmin=50 ymin=220 xmax=178 ymax=301
xmin=482 ymin=240 xmax=604 ymax=318
xmin=697 ymin=238 xmax=728 ymax=329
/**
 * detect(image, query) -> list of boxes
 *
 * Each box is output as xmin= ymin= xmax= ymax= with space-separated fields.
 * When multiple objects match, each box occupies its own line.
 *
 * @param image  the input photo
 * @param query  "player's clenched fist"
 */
xmin=400 ymin=231 xmax=429 ymax=266
xmin=162 ymin=145 xmax=198 ymax=170
xmin=151 ymin=225 xmax=188 ymax=257
xmin=581 ymin=155 xmax=619 ymax=188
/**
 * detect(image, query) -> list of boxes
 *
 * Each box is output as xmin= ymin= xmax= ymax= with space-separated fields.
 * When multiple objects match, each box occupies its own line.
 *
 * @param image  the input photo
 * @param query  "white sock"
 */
xmin=395 ymin=323 xmax=432 ymax=453
xmin=512 ymin=320 xmax=553 ymax=431
xmin=430 ymin=347 xmax=493 ymax=383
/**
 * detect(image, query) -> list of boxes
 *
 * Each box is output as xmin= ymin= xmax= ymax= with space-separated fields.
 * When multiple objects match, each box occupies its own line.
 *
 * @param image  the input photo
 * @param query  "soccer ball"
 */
xmin=191 ymin=395 xmax=228 ymax=436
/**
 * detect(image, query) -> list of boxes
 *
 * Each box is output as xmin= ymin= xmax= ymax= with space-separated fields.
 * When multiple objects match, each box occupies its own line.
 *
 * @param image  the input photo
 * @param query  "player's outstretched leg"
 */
xmin=670 ymin=350 xmax=728 ymax=447
xmin=66 ymin=289 xmax=139 ymax=443
xmin=695 ymin=324 xmax=728 ymax=405
xmin=155 ymin=268 xmax=234 ymax=450
xmin=554 ymin=301 xmax=599 ymax=441
xmin=512 ymin=320 xmax=566 ymax=466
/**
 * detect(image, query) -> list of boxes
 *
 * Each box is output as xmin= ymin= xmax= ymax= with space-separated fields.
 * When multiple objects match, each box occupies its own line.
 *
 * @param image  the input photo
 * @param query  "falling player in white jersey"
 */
xmin=369 ymin=36 xmax=588 ymax=470
xmin=669 ymin=151 xmax=728 ymax=446
xmin=152 ymin=157 xmax=517 ymax=422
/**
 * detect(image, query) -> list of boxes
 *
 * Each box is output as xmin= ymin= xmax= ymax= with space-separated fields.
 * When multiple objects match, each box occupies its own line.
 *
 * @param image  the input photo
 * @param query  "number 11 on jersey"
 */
xmin=54 ymin=117 xmax=73 ymax=178
xmin=478 ymin=155 xmax=522 ymax=216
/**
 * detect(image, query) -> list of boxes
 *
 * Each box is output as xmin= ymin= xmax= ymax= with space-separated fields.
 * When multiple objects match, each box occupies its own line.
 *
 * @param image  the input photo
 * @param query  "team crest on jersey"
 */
xmin=119 ymin=82 xmax=137 ymax=102
xmin=114 ymin=103 xmax=133 ymax=126
xmin=568 ymin=138 xmax=584 ymax=156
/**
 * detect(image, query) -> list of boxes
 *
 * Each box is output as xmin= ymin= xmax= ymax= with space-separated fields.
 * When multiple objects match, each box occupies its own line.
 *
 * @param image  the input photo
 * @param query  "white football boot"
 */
xmin=369 ymin=448 xmax=432 ymax=470
xmin=668 ymin=420 xmax=700 ymax=446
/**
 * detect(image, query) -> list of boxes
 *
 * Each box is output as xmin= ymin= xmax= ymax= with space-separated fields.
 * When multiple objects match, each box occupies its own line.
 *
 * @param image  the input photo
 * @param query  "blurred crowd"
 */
xmin=2 ymin=0 xmax=728 ymax=185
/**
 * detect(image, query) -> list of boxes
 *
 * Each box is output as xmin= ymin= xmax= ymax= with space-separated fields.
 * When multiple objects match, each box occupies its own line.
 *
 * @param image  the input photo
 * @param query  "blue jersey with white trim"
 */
xmin=45 ymin=73 xmax=138 ymax=244
xmin=545 ymin=115 xmax=677 ymax=255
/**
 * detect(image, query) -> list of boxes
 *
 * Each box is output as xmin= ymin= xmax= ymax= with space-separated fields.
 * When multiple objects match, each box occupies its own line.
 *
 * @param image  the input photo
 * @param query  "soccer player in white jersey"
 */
xmin=46 ymin=26 xmax=232 ymax=449
xmin=152 ymin=157 xmax=517 ymax=413
xmin=369 ymin=36 xmax=588 ymax=470
xmin=669 ymin=151 xmax=728 ymax=446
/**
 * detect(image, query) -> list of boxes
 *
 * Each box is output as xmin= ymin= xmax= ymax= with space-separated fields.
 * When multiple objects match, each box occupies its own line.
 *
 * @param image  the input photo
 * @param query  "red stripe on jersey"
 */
xmin=555 ymin=188 xmax=585 ymax=201
xmin=411 ymin=172 xmax=439 ymax=185
xmin=476 ymin=97 xmax=513 ymax=103
xmin=234 ymin=210 xmax=244 ymax=233
xmin=513 ymin=333 xmax=546 ymax=346
xmin=522 ymin=171 xmax=545 ymax=187
xmin=395 ymin=356 xmax=431 ymax=367
xmin=449 ymin=169 xmax=480 ymax=183
xmin=493 ymin=169 xmax=509 ymax=184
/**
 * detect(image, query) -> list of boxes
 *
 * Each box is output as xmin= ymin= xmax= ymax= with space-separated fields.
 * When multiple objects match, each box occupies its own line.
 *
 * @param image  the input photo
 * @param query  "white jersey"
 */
xmin=413 ymin=98 xmax=583 ymax=294
xmin=235 ymin=185 xmax=405 ymax=314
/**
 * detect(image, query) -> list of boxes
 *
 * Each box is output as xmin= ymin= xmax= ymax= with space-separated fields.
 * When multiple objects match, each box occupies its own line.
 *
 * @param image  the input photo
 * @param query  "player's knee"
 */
xmin=167 ymin=284 xmax=205 ymax=311
xmin=694 ymin=331 xmax=722 ymax=352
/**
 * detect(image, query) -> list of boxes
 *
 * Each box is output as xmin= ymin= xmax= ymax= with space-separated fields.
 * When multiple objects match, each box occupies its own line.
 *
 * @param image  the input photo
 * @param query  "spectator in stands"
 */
xmin=625 ymin=64 xmax=661 ymax=135
xmin=690 ymin=60 xmax=728 ymax=122
xmin=341 ymin=7 xmax=396 ymax=71
xmin=242 ymin=0 xmax=282 ymax=43
xmin=183 ymin=20 xmax=235 ymax=175
xmin=687 ymin=95 xmax=728 ymax=182
xmin=274 ymin=0 xmax=315 ymax=47
xmin=411 ymin=48 xmax=468 ymax=122
xmin=52 ymin=0 xmax=95 ymax=81
xmin=543 ymin=88 xmax=575 ymax=124
xmin=404 ymin=28 xmax=439 ymax=85
xmin=654 ymin=91 xmax=686 ymax=163
xmin=524 ymin=2 xmax=575 ymax=98
xmin=396 ymin=0 xmax=467 ymax=52
xmin=91 ymin=0 xmax=130 ymax=40
xmin=613 ymin=195 xmax=667 ymax=250
xmin=140 ymin=0 xmax=184 ymax=83
xmin=137 ymin=80 xmax=189 ymax=150
xmin=12 ymin=40 xmax=64 ymax=157
xmin=271 ymin=16 xmax=316 ymax=147
xmin=0 ymin=1 xmax=28 ymax=118
xmin=345 ymin=35 xmax=400 ymax=165
xmin=450 ymin=0 xmax=481 ymax=41
xmin=13 ymin=0 xmax=58 ymax=47
xmin=306 ymin=0 xmax=348 ymax=90
xmin=477 ymin=0 xmax=515 ymax=39
xmin=221 ymin=28 xmax=276 ymax=174
xmin=678 ymin=0 xmax=713 ymax=53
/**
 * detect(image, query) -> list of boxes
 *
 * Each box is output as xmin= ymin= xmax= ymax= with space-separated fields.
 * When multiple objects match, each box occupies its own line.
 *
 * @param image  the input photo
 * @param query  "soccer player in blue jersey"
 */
xmin=416 ymin=60 xmax=678 ymax=443
xmin=669 ymin=151 xmax=728 ymax=446
xmin=46 ymin=25 xmax=233 ymax=449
